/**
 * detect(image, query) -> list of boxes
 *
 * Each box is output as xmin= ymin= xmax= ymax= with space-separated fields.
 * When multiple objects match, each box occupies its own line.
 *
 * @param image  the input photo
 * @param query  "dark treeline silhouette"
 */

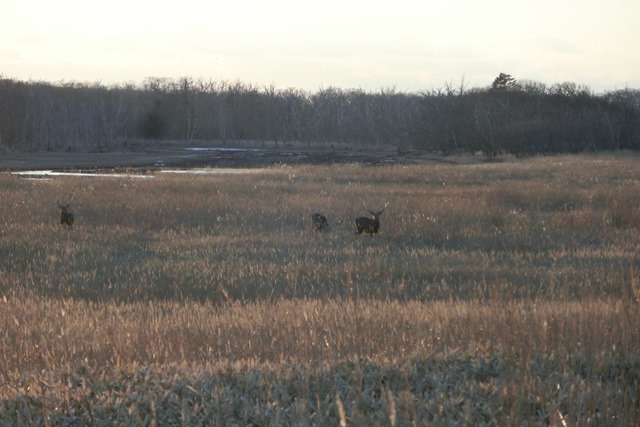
xmin=0 ymin=73 xmax=638 ymax=155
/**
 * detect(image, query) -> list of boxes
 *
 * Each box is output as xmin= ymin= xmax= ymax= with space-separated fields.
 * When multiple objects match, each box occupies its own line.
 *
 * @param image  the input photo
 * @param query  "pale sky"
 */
xmin=1 ymin=0 xmax=638 ymax=93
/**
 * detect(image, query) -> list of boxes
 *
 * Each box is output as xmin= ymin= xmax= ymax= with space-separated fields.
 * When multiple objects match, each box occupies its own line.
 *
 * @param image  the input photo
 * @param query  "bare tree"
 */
xmin=179 ymin=77 xmax=198 ymax=142
xmin=100 ymin=87 xmax=129 ymax=149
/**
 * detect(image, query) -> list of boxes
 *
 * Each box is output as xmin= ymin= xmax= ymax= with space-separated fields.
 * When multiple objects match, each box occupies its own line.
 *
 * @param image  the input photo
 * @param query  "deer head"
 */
xmin=311 ymin=213 xmax=329 ymax=231
xmin=355 ymin=202 xmax=389 ymax=236
xmin=57 ymin=197 xmax=75 ymax=228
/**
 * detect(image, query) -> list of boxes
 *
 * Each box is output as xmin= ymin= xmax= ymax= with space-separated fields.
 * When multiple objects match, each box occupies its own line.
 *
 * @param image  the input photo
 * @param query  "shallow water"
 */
xmin=10 ymin=167 xmax=276 ymax=180
xmin=11 ymin=170 xmax=154 ymax=179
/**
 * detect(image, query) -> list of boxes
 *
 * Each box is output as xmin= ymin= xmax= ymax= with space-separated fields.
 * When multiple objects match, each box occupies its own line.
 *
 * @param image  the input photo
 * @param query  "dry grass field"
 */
xmin=0 ymin=154 xmax=639 ymax=425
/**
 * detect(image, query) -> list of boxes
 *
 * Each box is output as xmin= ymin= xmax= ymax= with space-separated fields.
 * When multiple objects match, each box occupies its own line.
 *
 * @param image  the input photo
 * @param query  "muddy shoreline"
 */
xmin=0 ymin=141 xmax=483 ymax=171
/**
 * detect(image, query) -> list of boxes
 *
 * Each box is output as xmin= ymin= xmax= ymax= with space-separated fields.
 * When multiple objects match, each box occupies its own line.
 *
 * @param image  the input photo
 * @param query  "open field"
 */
xmin=0 ymin=155 xmax=639 ymax=424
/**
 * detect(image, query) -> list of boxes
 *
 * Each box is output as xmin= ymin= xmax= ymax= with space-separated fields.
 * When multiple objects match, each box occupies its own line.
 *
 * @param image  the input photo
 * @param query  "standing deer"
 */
xmin=311 ymin=213 xmax=329 ymax=231
xmin=355 ymin=202 xmax=389 ymax=236
xmin=57 ymin=197 xmax=75 ymax=228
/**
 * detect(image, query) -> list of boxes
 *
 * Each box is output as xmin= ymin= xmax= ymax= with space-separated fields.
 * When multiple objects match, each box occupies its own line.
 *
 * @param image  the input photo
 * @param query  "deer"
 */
xmin=57 ymin=197 xmax=75 ymax=228
xmin=311 ymin=213 xmax=329 ymax=231
xmin=355 ymin=202 xmax=389 ymax=236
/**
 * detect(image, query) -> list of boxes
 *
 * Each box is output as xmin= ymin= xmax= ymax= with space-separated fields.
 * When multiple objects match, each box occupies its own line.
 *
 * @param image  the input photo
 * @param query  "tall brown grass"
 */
xmin=0 ymin=155 xmax=639 ymax=424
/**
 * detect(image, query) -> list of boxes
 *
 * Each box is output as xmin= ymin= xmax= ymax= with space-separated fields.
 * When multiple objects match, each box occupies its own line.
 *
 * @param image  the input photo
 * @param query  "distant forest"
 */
xmin=0 ymin=73 xmax=639 ymax=156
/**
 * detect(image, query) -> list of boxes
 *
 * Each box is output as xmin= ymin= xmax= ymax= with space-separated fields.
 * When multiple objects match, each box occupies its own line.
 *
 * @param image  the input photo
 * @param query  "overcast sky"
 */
xmin=2 ymin=0 xmax=638 ymax=92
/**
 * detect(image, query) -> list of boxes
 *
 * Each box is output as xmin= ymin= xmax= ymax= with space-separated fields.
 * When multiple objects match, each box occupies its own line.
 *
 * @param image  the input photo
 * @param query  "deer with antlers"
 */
xmin=355 ymin=202 xmax=389 ymax=236
xmin=57 ymin=197 xmax=75 ymax=228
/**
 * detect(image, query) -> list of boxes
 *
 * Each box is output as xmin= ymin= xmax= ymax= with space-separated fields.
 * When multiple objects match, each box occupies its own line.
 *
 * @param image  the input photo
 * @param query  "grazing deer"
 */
xmin=311 ymin=213 xmax=329 ymax=231
xmin=355 ymin=202 xmax=389 ymax=236
xmin=57 ymin=197 xmax=75 ymax=228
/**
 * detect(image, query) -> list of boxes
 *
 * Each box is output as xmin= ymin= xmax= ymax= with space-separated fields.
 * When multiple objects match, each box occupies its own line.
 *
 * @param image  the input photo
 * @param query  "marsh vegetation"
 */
xmin=0 ymin=155 xmax=639 ymax=424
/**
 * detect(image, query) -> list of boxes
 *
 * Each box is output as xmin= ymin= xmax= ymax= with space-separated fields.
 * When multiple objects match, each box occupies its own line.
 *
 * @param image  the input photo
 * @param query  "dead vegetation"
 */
xmin=0 ymin=154 xmax=639 ymax=424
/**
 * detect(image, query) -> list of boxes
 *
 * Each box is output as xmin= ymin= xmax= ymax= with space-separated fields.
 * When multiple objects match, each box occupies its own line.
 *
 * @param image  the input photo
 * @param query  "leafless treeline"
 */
xmin=0 ymin=75 xmax=638 ymax=155
xmin=422 ymin=77 xmax=640 ymax=155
